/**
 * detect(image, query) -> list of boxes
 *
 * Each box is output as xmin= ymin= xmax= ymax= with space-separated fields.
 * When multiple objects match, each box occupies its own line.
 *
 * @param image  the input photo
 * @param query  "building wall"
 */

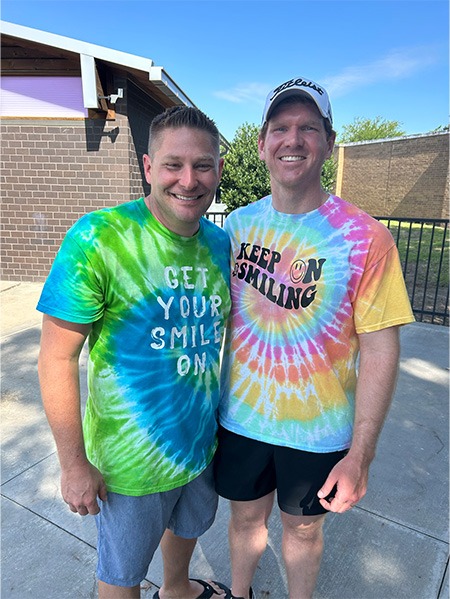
xmin=0 ymin=78 xmax=164 ymax=282
xmin=335 ymin=132 xmax=449 ymax=219
xmin=126 ymin=79 xmax=165 ymax=198
xmin=1 ymin=117 xmax=131 ymax=280
xmin=2 ymin=115 xmax=448 ymax=282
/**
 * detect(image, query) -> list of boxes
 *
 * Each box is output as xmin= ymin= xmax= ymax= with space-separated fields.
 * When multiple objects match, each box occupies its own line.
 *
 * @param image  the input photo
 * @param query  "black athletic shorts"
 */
xmin=214 ymin=425 xmax=348 ymax=516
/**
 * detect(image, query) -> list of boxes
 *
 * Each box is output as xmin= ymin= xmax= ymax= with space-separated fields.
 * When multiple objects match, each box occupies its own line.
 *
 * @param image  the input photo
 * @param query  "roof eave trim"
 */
xmin=79 ymin=54 xmax=98 ymax=108
xmin=149 ymin=66 xmax=195 ymax=108
xmin=1 ymin=20 xmax=154 ymax=73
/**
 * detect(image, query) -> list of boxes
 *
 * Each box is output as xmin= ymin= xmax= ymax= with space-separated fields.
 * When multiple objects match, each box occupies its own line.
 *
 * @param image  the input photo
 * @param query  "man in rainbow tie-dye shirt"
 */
xmin=214 ymin=78 xmax=415 ymax=599
xmin=37 ymin=107 xmax=232 ymax=599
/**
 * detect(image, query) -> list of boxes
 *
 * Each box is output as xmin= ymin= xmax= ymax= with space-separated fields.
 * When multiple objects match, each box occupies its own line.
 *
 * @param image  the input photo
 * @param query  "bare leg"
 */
xmin=158 ymin=529 xmax=225 ymax=599
xmin=98 ymin=581 xmax=140 ymax=598
xmin=229 ymin=492 xmax=275 ymax=598
xmin=280 ymin=512 xmax=326 ymax=599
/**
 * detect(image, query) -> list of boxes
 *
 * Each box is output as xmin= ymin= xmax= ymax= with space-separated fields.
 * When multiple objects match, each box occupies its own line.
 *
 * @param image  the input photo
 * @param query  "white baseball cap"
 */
xmin=261 ymin=77 xmax=333 ymax=127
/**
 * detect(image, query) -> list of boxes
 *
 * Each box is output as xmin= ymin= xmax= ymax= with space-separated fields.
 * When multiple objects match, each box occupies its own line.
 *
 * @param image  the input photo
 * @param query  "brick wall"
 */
xmin=1 ymin=78 xmax=164 ymax=282
xmin=335 ymin=132 xmax=449 ymax=219
xmin=2 ymin=112 xmax=448 ymax=282
xmin=1 ymin=117 xmax=132 ymax=281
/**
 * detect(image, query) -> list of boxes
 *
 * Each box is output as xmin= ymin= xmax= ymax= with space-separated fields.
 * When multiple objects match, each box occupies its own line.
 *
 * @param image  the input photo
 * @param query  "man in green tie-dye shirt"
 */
xmin=37 ymin=107 xmax=231 ymax=599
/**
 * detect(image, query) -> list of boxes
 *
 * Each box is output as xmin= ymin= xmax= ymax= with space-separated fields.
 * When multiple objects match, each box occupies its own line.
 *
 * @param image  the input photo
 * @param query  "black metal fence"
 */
xmin=206 ymin=212 xmax=449 ymax=326
xmin=374 ymin=217 xmax=449 ymax=326
xmin=206 ymin=212 xmax=227 ymax=227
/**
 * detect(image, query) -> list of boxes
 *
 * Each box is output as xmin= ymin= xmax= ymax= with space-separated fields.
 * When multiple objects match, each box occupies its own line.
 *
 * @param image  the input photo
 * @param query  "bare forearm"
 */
xmin=318 ymin=326 xmax=401 ymax=512
xmin=38 ymin=315 xmax=91 ymax=469
xmin=349 ymin=326 xmax=400 ymax=464
xmin=38 ymin=352 xmax=88 ymax=468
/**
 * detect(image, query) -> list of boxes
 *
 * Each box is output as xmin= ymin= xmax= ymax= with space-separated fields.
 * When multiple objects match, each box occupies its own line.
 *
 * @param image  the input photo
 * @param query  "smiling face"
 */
xmin=258 ymin=99 xmax=335 ymax=211
xmin=143 ymin=126 xmax=223 ymax=236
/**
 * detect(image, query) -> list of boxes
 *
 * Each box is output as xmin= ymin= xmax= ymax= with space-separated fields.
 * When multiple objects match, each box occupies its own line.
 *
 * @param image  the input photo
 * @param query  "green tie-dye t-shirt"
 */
xmin=37 ymin=198 xmax=231 ymax=495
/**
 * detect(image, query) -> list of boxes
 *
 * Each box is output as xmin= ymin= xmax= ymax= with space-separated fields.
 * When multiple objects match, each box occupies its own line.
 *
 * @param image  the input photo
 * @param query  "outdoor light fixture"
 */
xmin=98 ymin=88 xmax=123 ymax=104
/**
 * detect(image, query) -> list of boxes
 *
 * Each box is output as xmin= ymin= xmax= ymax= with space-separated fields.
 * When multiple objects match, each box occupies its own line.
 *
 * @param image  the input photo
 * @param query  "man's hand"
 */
xmin=61 ymin=461 xmax=107 ymax=516
xmin=317 ymin=453 xmax=369 ymax=513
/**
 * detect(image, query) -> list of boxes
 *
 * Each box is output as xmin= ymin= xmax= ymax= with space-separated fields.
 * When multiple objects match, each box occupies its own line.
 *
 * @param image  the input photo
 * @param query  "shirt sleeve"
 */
xmin=36 ymin=231 xmax=105 ymax=324
xmin=353 ymin=242 xmax=415 ymax=333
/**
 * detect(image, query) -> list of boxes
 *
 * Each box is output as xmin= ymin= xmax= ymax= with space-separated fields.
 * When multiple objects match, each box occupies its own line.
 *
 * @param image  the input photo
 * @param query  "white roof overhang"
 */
xmin=1 ymin=21 xmax=195 ymax=109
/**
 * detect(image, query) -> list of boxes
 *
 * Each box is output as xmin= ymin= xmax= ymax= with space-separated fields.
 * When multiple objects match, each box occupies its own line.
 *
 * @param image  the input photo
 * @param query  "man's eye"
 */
xmin=197 ymin=164 xmax=212 ymax=171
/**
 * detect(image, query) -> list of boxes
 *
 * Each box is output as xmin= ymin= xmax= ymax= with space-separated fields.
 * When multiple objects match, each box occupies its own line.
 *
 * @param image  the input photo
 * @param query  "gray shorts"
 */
xmin=95 ymin=462 xmax=218 ymax=587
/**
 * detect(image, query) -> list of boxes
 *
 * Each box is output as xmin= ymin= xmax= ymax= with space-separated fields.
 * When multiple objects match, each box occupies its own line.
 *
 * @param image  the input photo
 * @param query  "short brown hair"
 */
xmin=148 ymin=106 xmax=220 ymax=156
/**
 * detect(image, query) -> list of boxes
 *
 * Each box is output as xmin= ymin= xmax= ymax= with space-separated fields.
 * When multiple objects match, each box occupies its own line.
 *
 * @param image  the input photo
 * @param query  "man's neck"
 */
xmin=271 ymin=186 xmax=329 ymax=215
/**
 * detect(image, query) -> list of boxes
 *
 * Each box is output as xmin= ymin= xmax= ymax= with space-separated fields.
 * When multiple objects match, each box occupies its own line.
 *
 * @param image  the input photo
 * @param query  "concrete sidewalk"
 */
xmin=1 ymin=281 xmax=449 ymax=599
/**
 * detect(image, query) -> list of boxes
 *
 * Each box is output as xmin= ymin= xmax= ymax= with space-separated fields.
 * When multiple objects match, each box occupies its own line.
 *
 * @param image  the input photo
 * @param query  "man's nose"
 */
xmin=285 ymin=128 xmax=304 ymax=146
xmin=179 ymin=167 xmax=197 ymax=189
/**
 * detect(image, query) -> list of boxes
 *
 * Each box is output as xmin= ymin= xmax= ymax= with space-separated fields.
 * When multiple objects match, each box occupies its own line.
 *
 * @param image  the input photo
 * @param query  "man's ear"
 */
xmin=143 ymin=154 xmax=152 ymax=185
xmin=218 ymin=157 xmax=224 ymax=178
xmin=326 ymin=131 xmax=337 ymax=159
xmin=258 ymin=134 xmax=266 ymax=161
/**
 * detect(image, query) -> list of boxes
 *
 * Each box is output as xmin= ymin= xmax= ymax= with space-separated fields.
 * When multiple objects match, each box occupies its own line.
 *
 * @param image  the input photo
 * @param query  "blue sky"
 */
xmin=2 ymin=0 xmax=448 ymax=142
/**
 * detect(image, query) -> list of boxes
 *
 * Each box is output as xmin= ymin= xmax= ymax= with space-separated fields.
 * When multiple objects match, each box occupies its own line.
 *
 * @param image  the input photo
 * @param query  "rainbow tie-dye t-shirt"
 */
xmin=37 ymin=198 xmax=231 ymax=495
xmin=219 ymin=195 xmax=414 ymax=453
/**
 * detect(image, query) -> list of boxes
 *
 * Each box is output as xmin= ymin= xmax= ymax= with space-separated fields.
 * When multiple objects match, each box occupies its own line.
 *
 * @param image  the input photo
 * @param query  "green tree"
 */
xmin=220 ymin=123 xmax=271 ymax=212
xmin=339 ymin=116 xmax=405 ymax=143
xmin=220 ymin=123 xmax=338 ymax=212
xmin=321 ymin=156 xmax=337 ymax=193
